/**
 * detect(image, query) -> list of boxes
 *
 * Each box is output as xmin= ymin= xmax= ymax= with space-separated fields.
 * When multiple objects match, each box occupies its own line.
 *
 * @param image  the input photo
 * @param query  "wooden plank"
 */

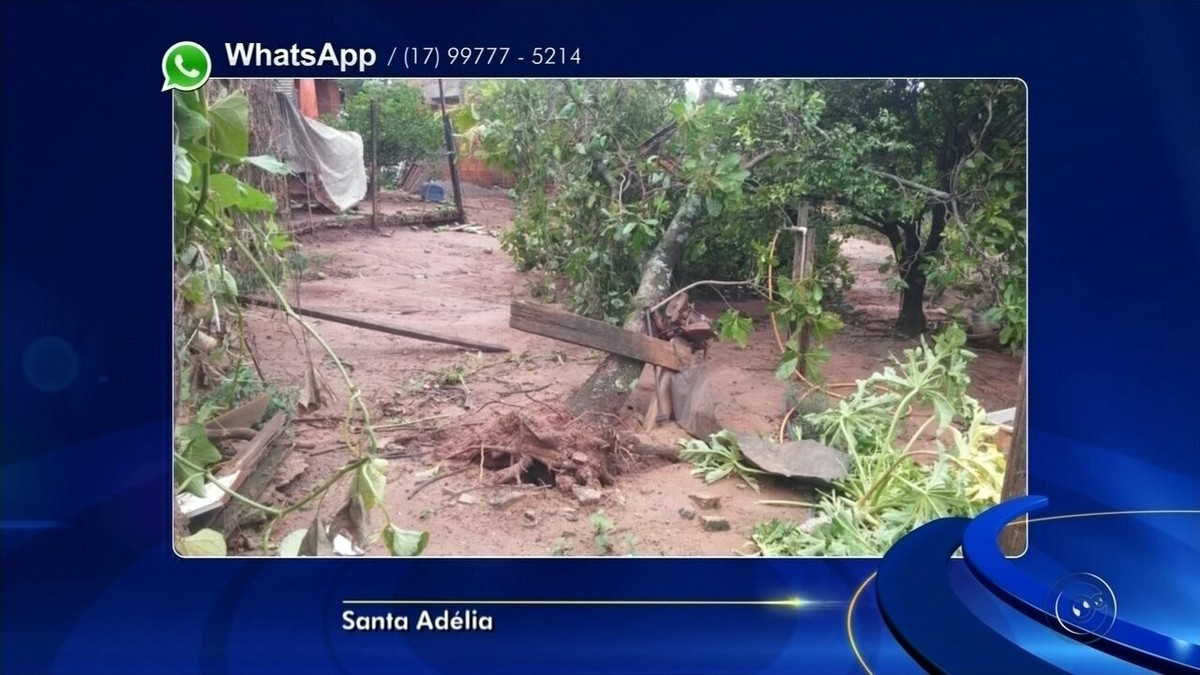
xmin=180 ymin=412 xmax=288 ymax=521
xmin=999 ymin=356 xmax=1028 ymax=557
xmin=243 ymin=296 xmax=509 ymax=353
xmin=509 ymin=300 xmax=685 ymax=371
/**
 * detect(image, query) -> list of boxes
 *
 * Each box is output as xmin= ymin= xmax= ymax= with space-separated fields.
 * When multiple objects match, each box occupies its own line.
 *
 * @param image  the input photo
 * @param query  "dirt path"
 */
xmin=236 ymin=193 xmax=1021 ymax=556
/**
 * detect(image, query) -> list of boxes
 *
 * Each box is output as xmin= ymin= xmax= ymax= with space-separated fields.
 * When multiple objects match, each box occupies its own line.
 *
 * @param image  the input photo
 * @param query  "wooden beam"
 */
xmin=242 ymin=296 xmax=509 ymax=353
xmin=509 ymin=300 xmax=686 ymax=371
xmin=999 ymin=356 xmax=1028 ymax=557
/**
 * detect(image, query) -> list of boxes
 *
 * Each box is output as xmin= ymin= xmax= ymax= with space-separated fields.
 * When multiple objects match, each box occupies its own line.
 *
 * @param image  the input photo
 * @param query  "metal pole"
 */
xmin=370 ymin=99 xmax=379 ymax=229
xmin=437 ymin=79 xmax=466 ymax=223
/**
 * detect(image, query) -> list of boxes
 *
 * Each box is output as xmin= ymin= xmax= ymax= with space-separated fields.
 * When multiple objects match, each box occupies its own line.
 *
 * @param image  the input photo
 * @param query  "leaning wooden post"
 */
xmin=370 ymin=99 xmax=379 ymax=229
xmin=792 ymin=202 xmax=817 ymax=376
xmin=999 ymin=354 xmax=1028 ymax=556
xmin=437 ymin=79 xmax=466 ymax=224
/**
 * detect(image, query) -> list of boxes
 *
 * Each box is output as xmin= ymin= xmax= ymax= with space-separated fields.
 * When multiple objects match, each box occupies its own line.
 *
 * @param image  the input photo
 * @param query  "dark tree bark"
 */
xmin=893 ymin=221 xmax=928 ymax=336
xmin=891 ymin=202 xmax=949 ymax=337
xmin=567 ymin=194 xmax=705 ymax=417
xmin=999 ymin=355 xmax=1028 ymax=556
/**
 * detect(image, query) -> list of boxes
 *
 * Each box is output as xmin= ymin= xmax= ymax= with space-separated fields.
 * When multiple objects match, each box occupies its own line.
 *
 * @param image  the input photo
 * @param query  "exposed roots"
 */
xmin=442 ymin=405 xmax=623 ymax=492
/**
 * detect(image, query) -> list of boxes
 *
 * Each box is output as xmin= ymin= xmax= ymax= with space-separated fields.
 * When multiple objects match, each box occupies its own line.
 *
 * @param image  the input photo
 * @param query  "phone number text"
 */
xmin=395 ymin=47 xmax=582 ymax=69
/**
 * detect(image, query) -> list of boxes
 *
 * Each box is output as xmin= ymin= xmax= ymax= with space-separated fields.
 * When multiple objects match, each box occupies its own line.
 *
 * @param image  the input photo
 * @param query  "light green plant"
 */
xmin=750 ymin=326 xmax=1007 ymax=556
xmin=173 ymin=85 xmax=427 ymax=557
xmin=679 ymin=429 xmax=766 ymax=492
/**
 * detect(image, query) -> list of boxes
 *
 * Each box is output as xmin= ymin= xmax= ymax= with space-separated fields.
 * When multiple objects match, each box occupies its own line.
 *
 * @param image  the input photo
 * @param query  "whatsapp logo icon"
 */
xmin=162 ymin=41 xmax=212 ymax=92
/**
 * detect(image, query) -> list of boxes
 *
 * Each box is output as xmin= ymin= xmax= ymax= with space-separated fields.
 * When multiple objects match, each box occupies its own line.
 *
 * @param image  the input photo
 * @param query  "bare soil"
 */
xmin=233 ymin=192 xmax=1021 ymax=557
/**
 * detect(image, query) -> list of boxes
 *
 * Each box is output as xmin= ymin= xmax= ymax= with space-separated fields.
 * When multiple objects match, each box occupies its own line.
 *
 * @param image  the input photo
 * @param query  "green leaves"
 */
xmin=174 ymin=99 xmax=210 ymax=143
xmin=208 ymin=92 xmax=250 ymax=159
xmin=242 ymin=155 xmax=292 ymax=175
xmin=174 ymin=145 xmax=193 ymax=182
xmin=715 ymin=310 xmax=753 ymax=349
xmin=207 ymin=173 xmax=276 ymax=213
xmin=679 ymin=430 xmax=763 ymax=491
xmin=337 ymin=82 xmax=443 ymax=166
xmin=278 ymin=528 xmax=309 ymax=557
xmin=177 ymin=528 xmax=227 ymax=556
xmin=356 ymin=458 xmax=388 ymax=510
xmin=775 ymin=350 xmax=800 ymax=381
xmin=761 ymin=327 xmax=1005 ymax=555
xmin=770 ymin=276 xmax=843 ymax=382
xmin=705 ymin=195 xmax=725 ymax=218
xmin=174 ymin=422 xmax=222 ymax=497
xmin=383 ymin=524 xmax=429 ymax=556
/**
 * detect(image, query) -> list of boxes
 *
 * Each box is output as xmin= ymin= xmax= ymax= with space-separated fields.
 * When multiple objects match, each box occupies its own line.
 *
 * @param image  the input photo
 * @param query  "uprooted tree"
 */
xmin=465 ymin=79 xmax=1026 ymax=417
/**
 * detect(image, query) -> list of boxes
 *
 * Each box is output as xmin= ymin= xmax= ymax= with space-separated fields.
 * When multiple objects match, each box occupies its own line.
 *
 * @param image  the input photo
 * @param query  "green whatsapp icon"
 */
xmin=162 ymin=41 xmax=212 ymax=92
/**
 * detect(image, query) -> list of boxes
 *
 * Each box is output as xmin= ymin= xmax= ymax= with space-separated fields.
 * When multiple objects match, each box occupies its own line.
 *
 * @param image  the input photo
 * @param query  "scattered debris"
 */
xmin=457 ymin=493 xmax=480 ymax=505
xmin=679 ymin=506 xmax=696 ymax=520
xmin=572 ymin=485 xmax=602 ymax=505
xmin=733 ymin=433 xmax=850 ymax=486
xmin=414 ymin=465 xmax=441 ymax=481
xmin=489 ymin=492 xmax=526 ymax=509
xmin=688 ymin=493 xmax=721 ymax=510
xmin=700 ymin=516 xmax=731 ymax=532
xmin=434 ymin=223 xmax=487 ymax=235
xmin=653 ymin=292 xmax=716 ymax=353
xmin=180 ymin=412 xmax=288 ymax=523
xmin=442 ymin=406 xmax=615 ymax=489
xmin=274 ymin=454 xmax=310 ymax=492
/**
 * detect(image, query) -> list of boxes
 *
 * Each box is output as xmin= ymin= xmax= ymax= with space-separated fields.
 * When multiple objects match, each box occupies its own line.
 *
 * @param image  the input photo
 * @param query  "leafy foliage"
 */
xmin=177 ymin=528 xmax=228 ymax=556
xmin=715 ymin=309 xmax=753 ymax=348
xmin=173 ymin=85 xmax=426 ymax=557
xmin=468 ymin=79 xmax=854 ymax=382
xmin=468 ymin=77 xmax=1024 ymax=384
xmin=771 ymin=277 xmax=845 ymax=382
xmin=751 ymin=326 xmax=1007 ymax=556
xmin=333 ymin=80 xmax=443 ymax=167
xmin=679 ymin=430 xmax=766 ymax=491
xmin=590 ymin=510 xmax=617 ymax=554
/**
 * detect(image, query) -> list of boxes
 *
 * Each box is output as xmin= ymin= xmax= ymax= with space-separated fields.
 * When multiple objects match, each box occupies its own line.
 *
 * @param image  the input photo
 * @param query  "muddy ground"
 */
xmin=234 ymin=189 xmax=1021 ymax=557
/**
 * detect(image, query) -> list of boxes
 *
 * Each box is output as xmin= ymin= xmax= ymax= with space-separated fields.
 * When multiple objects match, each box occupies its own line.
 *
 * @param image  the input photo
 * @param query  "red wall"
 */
xmin=296 ymin=79 xmax=318 ymax=119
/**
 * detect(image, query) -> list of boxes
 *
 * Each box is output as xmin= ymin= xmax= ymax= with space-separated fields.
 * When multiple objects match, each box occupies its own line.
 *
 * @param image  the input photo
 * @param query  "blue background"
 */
xmin=3 ymin=1 xmax=1198 ymax=673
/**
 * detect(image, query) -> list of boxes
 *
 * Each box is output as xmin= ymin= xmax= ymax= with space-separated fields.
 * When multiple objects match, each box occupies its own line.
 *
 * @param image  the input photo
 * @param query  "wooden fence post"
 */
xmin=999 ymin=354 xmax=1028 ymax=556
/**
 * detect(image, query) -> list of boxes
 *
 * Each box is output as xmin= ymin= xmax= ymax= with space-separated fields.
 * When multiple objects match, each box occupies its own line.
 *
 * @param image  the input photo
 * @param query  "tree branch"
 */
xmin=647 ymin=278 xmax=756 ymax=315
xmin=740 ymin=149 xmax=776 ymax=171
xmin=865 ymin=168 xmax=953 ymax=201
xmin=851 ymin=218 xmax=895 ymax=240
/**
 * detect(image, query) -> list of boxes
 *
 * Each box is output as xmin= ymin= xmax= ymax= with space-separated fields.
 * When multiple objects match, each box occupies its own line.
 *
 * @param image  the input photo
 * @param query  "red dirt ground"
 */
xmin=234 ymin=191 xmax=1021 ymax=557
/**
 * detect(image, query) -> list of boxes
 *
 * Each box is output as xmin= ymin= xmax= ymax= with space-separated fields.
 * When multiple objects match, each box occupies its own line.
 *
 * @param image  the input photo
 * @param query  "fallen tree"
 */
xmin=567 ymin=194 xmax=704 ymax=416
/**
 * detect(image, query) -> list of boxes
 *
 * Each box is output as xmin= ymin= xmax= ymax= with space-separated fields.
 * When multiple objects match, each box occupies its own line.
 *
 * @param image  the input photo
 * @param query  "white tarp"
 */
xmin=276 ymin=92 xmax=367 ymax=213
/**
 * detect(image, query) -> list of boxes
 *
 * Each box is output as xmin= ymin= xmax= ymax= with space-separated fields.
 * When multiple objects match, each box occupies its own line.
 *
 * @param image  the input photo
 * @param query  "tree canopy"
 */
xmin=336 ymin=80 xmax=443 ymax=168
xmin=466 ymin=78 xmax=1026 ymax=355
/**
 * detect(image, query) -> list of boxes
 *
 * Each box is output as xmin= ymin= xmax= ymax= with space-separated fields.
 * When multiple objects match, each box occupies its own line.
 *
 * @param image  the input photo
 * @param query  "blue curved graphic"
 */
xmin=963 ymin=496 xmax=1200 ymax=674
xmin=876 ymin=517 xmax=1069 ymax=674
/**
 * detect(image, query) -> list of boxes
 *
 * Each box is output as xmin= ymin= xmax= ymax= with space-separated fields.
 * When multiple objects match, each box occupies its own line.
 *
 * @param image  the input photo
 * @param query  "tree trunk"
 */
xmin=210 ymin=79 xmax=291 ymax=222
xmin=894 ymin=223 xmax=928 ymax=336
xmin=999 ymin=354 xmax=1028 ymax=556
xmin=567 ymin=194 xmax=705 ymax=417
